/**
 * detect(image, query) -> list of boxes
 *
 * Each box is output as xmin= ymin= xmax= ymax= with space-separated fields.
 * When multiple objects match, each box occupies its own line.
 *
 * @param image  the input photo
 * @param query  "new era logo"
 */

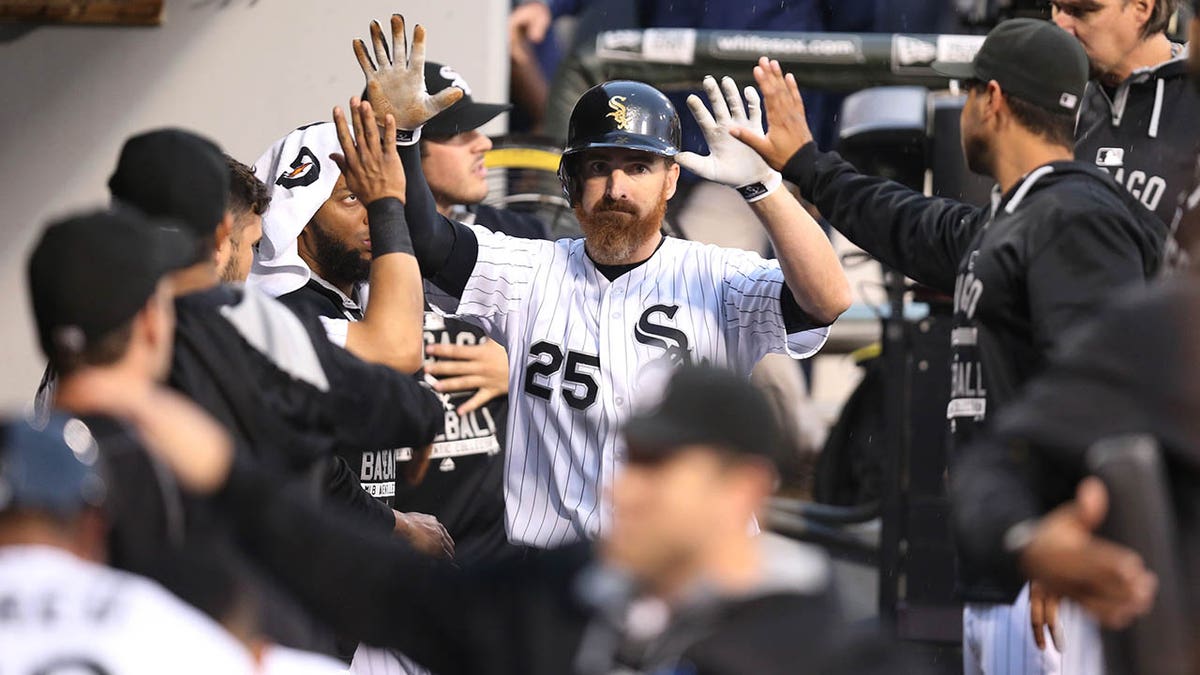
xmin=1059 ymin=92 xmax=1078 ymax=109
xmin=1096 ymin=147 xmax=1125 ymax=168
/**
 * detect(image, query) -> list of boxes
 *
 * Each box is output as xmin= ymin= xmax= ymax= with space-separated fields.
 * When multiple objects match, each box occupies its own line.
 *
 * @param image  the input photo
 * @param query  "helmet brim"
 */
xmin=563 ymin=133 xmax=679 ymax=159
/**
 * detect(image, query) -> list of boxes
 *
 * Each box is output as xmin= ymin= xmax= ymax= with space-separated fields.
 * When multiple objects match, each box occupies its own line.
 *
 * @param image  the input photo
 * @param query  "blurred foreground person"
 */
xmin=0 ymin=413 xmax=255 ymax=674
xmin=137 ymin=365 xmax=857 ymax=675
xmin=25 ymin=209 xmax=352 ymax=666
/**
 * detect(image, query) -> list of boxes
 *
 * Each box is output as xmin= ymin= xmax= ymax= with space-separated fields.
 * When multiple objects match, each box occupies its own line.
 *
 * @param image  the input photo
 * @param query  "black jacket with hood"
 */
xmin=1075 ymin=46 xmax=1200 ymax=228
xmin=782 ymin=143 xmax=1167 ymax=602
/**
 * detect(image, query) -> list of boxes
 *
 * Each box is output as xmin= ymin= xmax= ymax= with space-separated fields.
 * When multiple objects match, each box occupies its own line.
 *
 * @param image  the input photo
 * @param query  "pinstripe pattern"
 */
xmin=963 ymin=584 xmax=1104 ymax=674
xmin=428 ymin=226 xmax=830 ymax=548
xmin=349 ymin=645 xmax=431 ymax=675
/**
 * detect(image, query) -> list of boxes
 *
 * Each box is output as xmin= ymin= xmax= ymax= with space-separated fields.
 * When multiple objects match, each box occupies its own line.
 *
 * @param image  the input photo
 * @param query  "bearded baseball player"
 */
xmin=356 ymin=16 xmax=851 ymax=549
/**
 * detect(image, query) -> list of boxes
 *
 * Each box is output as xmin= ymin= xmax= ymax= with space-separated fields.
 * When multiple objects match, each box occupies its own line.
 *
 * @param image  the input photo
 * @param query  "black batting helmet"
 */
xmin=558 ymin=81 xmax=681 ymax=203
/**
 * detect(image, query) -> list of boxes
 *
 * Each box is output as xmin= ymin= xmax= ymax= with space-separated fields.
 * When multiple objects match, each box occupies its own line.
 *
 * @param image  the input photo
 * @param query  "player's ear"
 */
xmin=1129 ymin=0 xmax=1153 ymax=25
xmin=663 ymin=159 xmax=681 ymax=201
xmin=137 ymin=280 xmax=175 ymax=357
xmin=212 ymin=210 xmax=236 ymax=268
xmin=985 ymin=80 xmax=1005 ymax=122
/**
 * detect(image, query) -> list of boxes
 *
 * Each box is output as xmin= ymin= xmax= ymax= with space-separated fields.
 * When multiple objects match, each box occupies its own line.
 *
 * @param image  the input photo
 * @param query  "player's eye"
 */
xmin=343 ymin=193 xmax=360 ymax=204
xmin=628 ymin=163 xmax=650 ymax=175
xmin=1051 ymin=2 xmax=1086 ymax=17
xmin=587 ymin=161 xmax=609 ymax=175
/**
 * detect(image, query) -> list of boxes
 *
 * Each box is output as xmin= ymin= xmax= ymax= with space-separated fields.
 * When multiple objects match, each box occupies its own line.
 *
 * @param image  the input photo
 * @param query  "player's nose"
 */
xmin=606 ymin=169 xmax=633 ymax=200
xmin=474 ymin=131 xmax=493 ymax=153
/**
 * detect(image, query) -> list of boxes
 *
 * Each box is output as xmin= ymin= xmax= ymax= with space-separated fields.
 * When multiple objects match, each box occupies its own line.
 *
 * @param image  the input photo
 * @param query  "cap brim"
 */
xmin=931 ymin=60 xmax=978 ymax=80
xmin=622 ymin=416 xmax=706 ymax=460
xmin=151 ymin=224 xmax=199 ymax=275
xmin=423 ymin=101 xmax=513 ymax=137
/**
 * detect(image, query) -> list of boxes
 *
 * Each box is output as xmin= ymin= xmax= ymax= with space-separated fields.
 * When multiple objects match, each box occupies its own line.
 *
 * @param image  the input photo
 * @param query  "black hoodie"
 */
xmin=783 ymin=144 xmax=1167 ymax=601
xmin=1075 ymin=47 xmax=1200 ymax=228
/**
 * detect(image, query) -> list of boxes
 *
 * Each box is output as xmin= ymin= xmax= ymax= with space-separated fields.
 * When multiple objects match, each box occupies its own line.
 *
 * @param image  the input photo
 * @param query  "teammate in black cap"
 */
xmin=953 ymin=9 xmax=1200 ymax=672
xmin=27 ymin=207 xmax=326 ymax=650
xmin=731 ymin=17 xmax=1168 ymax=675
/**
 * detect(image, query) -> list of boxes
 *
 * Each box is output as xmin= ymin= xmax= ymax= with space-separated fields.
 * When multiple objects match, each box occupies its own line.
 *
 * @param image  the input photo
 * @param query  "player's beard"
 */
xmin=309 ymin=224 xmax=370 ymax=288
xmin=577 ymin=196 xmax=668 ymax=265
xmin=218 ymin=236 xmax=242 ymax=283
xmin=962 ymin=125 xmax=994 ymax=179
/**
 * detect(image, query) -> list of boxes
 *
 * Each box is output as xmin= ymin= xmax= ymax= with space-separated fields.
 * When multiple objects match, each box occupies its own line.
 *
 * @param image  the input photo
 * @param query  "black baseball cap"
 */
xmin=0 ymin=414 xmax=105 ymax=515
xmin=933 ymin=18 xmax=1088 ymax=114
xmin=28 ymin=209 xmax=195 ymax=360
xmin=108 ymin=128 xmax=230 ymax=241
xmin=420 ymin=62 xmax=512 ymax=137
xmin=364 ymin=62 xmax=512 ymax=138
xmin=623 ymin=365 xmax=781 ymax=466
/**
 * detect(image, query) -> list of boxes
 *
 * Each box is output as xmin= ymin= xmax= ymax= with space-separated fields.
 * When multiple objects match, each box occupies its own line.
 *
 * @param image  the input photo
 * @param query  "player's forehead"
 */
xmin=1051 ymin=0 xmax=1109 ymax=12
xmin=577 ymin=147 xmax=666 ymax=166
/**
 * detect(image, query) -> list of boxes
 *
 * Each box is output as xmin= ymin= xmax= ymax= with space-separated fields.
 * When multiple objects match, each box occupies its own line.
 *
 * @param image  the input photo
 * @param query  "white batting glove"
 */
xmin=677 ymin=76 xmax=783 ymax=202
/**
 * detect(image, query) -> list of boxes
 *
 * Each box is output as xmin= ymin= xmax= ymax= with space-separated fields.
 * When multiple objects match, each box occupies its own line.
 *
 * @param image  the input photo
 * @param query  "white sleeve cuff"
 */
xmin=318 ymin=316 xmax=350 ymax=348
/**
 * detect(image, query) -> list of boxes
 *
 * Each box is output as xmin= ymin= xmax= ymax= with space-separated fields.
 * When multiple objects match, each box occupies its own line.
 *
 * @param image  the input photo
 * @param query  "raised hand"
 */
xmin=677 ymin=75 xmax=778 ymax=190
xmin=728 ymin=57 xmax=816 ymax=171
xmin=330 ymin=98 xmax=406 ymax=204
xmin=354 ymin=14 xmax=464 ymax=131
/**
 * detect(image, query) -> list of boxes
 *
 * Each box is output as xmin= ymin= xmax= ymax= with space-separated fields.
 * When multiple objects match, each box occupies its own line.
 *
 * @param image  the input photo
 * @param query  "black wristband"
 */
xmin=366 ymin=197 xmax=414 ymax=258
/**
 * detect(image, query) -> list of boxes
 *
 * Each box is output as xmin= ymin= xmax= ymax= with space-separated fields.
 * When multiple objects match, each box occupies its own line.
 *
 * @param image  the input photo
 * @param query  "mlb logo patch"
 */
xmin=1096 ymin=147 xmax=1125 ymax=168
xmin=1059 ymin=92 xmax=1078 ymax=110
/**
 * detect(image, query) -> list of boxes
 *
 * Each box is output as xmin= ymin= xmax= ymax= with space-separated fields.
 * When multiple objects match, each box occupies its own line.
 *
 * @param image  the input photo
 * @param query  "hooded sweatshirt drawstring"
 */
xmin=1148 ymin=77 xmax=1165 ymax=139
xmin=1076 ymin=42 xmax=1200 ymax=227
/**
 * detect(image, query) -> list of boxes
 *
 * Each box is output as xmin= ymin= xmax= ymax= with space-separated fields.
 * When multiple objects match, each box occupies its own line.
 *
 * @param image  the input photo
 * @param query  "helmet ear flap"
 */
xmin=558 ymin=154 xmax=580 ymax=205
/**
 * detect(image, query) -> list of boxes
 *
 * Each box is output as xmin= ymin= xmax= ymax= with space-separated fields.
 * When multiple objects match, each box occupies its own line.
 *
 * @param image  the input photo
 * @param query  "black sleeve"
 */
xmin=219 ymin=458 xmax=581 ymax=675
xmin=780 ymin=287 xmax=831 ymax=332
xmin=473 ymin=204 xmax=551 ymax=240
xmin=398 ymin=144 xmax=479 ymax=297
xmin=321 ymin=455 xmax=395 ymax=532
xmin=950 ymin=283 xmax=1188 ymax=585
xmin=782 ymin=143 xmax=986 ymax=293
xmin=309 ymin=335 xmax=446 ymax=453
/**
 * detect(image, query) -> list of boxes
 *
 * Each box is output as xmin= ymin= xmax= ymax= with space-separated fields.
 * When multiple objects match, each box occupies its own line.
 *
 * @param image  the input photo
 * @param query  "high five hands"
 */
xmin=727 ymin=57 xmax=817 ymax=171
xmin=677 ymin=75 xmax=778 ymax=191
xmin=354 ymin=14 xmax=464 ymax=133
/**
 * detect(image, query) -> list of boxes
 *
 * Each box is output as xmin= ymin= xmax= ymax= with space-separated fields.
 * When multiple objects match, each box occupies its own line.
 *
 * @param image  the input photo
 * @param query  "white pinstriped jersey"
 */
xmin=0 ymin=546 xmax=255 ymax=674
xmin=428 ymin=226 xmax=829 ymax=548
